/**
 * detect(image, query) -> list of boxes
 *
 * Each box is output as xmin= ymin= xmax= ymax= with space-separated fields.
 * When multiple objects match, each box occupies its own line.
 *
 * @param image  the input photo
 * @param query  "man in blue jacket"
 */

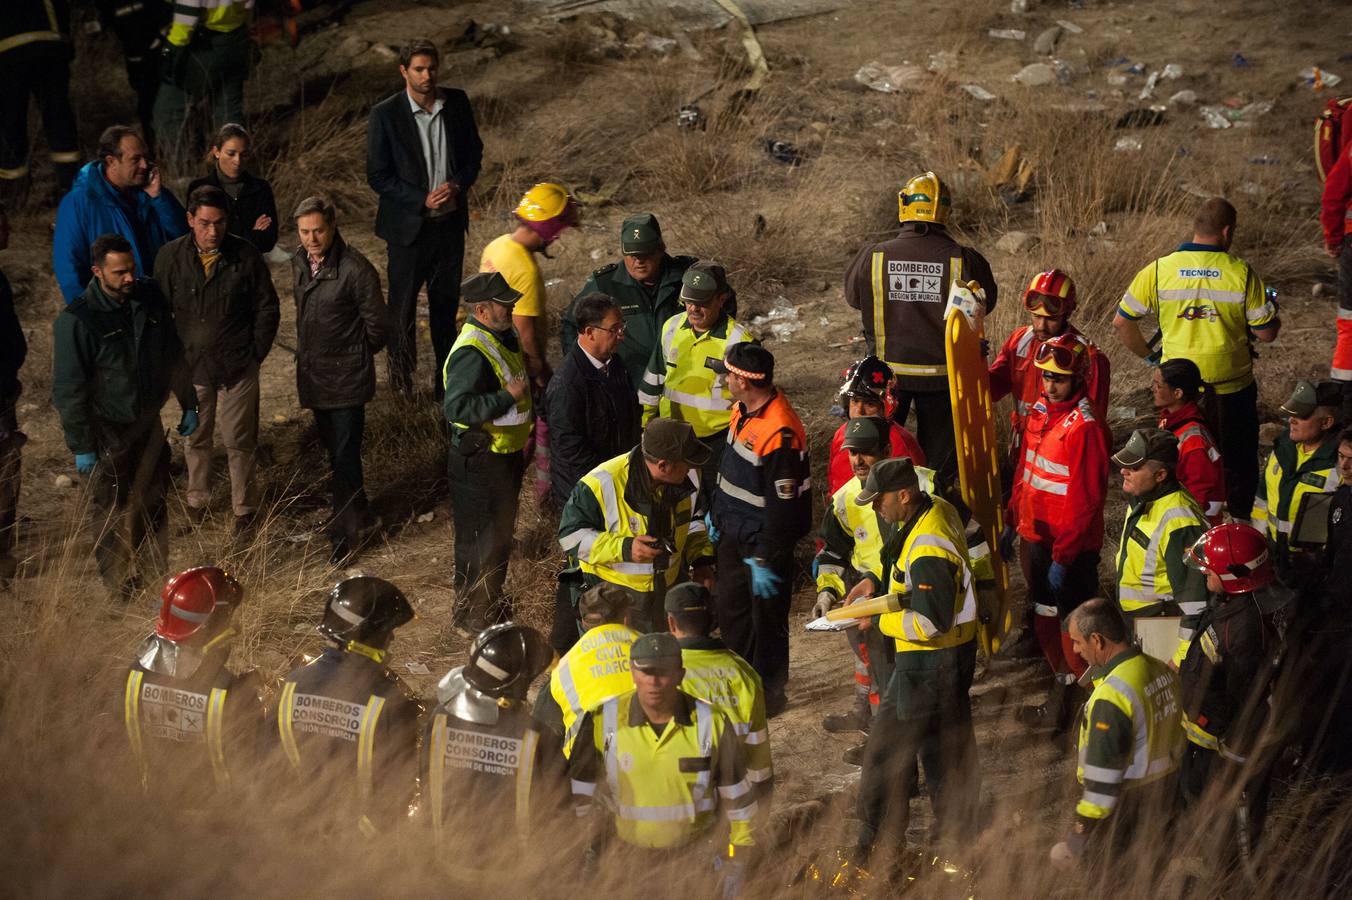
xmin=52 ymin=125 xmax=185 ymax=303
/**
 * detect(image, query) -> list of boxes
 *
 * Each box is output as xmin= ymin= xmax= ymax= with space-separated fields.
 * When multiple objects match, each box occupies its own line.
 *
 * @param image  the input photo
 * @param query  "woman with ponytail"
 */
xmin=1152 ymin=358 xmax=1227 ymax=524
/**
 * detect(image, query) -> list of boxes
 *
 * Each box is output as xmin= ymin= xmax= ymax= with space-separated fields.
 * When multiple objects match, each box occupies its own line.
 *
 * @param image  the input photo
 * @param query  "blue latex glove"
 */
xmin=178 ymin=409 xmax=199 ymax=437
xmin=719 ymin=858 xmax=746 ymax=899
xmin=744 ymin=557 xmax=782 ymax=600
xmin=75 ymin=452 xmax=97 ymax=474
xmin=705 ymin=512 xmax=720 ymax=545
xmin=1144 ymin=349 xmax=1162 ymax=368
xmin=1048 ymin=561 xmax=1069 ymax=596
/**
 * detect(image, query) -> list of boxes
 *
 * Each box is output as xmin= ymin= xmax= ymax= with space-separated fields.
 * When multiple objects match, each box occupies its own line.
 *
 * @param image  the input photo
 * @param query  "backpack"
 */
xmin=1315 ymin=96 xmax=1352 ymax=182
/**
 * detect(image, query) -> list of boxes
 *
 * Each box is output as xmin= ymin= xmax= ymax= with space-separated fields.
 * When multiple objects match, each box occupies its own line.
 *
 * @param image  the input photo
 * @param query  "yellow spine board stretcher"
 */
xmin=824 ymin=594 xmax=904 ymax=623
xmin=945 ymin=307 xmax=1011 ymax=656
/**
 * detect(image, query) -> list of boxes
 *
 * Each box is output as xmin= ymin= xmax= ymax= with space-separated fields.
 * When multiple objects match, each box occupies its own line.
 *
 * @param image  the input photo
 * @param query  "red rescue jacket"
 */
xmin=1159 ymin=402 xmax=1227 ymax=525
xmin=1321 ymin=144 xmax=1352 ymax=250
xmin=988 ymin=323 xmax=1111 ymax=444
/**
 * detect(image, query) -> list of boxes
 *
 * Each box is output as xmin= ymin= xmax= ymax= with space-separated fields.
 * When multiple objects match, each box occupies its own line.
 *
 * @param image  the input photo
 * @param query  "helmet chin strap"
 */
xmin=345 ymin=640 xmax=387 ymax=664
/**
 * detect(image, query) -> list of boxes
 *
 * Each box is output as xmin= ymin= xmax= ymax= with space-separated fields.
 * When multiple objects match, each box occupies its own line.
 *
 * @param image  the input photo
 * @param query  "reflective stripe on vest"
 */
xmin=882 ymin=497 xmax=978 ymax=652
xmin=680 ymin=648 xmax=774 ymax=787
xmin=552 ymin=623 xmax=641 ymax=756
xmin=428 ymin=714 xmax=541 ymax=840
xmin=1151 ymin=250 xmax=1265 ymax=392
xmin=715 ymin=390 xmax=809 ymax=531
xmin=446 ymin=321 xmax=533 ymax=453
xmin=649 ymin=314 xmax=751 ymax=437
xmin=278 ymin=680 xmax=385 ymax=836
xmin=1116 ymin=489 xmax=1207 ymax=610
xmin=124 ymin=669 xmax=231 ymax=790
xmin=1258 ymin=448 xmax=1339 ymax=546
xmin=124 ymin=670 xmax=147 ymax=787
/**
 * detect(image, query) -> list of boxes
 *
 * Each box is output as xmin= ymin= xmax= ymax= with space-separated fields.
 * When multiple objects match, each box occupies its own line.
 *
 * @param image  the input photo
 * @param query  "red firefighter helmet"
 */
xmin=1033 ymin=332 xmax=1090 ymax=379
xmin=1023 ymin=269 xmax=1077 ymax=318
xmin=155 ymin=567 xmax=244 ymax=643
xmin=1184 ymin=524 xmax=1274 ymax=594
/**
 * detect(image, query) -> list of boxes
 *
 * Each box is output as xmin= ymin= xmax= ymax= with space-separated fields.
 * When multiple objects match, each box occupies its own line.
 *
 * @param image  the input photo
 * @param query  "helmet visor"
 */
xmin=1033 ymin=339 xmax=1080 ymax=376
xmin=1025 ymin=291 xmax=1069 ymax=318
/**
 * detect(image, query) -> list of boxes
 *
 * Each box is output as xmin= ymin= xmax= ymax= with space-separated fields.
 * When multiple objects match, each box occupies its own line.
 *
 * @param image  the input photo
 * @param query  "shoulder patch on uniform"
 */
xmin=1094 ymin=721 xmax=1111 ymax=731
xmin=775 ymin=478 xmax=798 ymax=500
xmin=592 ymin=262 xmax=619 ymax=277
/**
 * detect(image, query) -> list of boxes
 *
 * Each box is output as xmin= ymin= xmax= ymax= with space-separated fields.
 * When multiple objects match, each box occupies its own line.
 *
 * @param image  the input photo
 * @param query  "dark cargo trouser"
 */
xmin=448 ymin=441 xmax=524 ymax=629
xmin=90 ymin=422 xmax=170 ymax=598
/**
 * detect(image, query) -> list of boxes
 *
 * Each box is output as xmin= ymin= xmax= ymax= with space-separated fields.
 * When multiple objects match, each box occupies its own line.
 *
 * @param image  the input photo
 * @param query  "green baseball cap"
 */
xmin=1111 ymin=428 xmax=1178 ymax=469
xmin=461 ymin=271 xmax=521 ymax=306
xmin=578 ymin=583 xmax=631 ymax=626
xmin=642 ymin=417 xmax=712 ymax=466
xmin=854 ymin=457 xmax=919 ymax=505
xmin=680 ymin=260 xmax=729 ymax=304
xmin=1281 ymin=379 xmax=1343 ymax=418
xmin=620 ymin=213 xmax=663 ymax=255
xmin=664 ymin=581 xmax=711 ymax=616
xmin=629 ymin=632 xmax=683 ymax=670
xmin=841 ymin=416 xmax=889 ymax=453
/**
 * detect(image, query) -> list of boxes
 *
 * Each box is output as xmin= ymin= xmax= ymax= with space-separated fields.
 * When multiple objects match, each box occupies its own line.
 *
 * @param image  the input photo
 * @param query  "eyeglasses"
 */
xmin=589 ymin=323 xmax=626 ymax=337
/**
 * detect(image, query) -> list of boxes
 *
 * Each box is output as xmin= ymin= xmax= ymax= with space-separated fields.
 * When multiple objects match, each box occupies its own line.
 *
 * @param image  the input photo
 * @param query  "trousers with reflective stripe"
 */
xmin=551 ymin=623 xmax=641 ymax=757
xmin=1075 ymin=650 xmax=1183 ymax=820
xmin=679 ymin=647 xmax=774 ymax=789
xmin=1115 ymin=487 xmax=1208 ymax=611
xmin=445 ymin=321 xmax=533 ymax=453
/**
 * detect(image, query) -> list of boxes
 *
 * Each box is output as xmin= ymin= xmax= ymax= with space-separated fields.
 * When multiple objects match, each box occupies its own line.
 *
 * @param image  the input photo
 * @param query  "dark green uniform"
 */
xmin=560 ymin=255 xmax=696 ymax=390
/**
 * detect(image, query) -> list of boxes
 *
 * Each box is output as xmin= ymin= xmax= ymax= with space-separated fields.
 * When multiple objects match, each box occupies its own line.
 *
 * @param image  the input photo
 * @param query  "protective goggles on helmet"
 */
xmin=1033 ymin=338 xmax=1084 ymax=376
xmin=1024 ymin=291 xmax=1070 ymax=318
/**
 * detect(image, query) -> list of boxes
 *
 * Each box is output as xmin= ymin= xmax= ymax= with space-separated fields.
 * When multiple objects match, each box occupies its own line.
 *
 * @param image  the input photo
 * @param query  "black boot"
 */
xmin=1016 ymin=674 xmax=1075 ymax=733
xmin=823 ymin=694 xmax=872 ymax=733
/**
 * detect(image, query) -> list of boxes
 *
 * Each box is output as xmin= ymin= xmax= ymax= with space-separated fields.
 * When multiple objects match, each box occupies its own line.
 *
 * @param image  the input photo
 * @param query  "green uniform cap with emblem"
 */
xmin=620 ymin=213 xmax=663 ymax=255
xmin=664 ymin=581 xmax=712 ymax=616
xmin=630 ymin=632 xmax=684 ymax=670
xmin=642 ymin=416 xmax=712 ymax=466
xmin=1111 ymin=427 xmax=1179 ymax=469
xmin=841 ymin=415 xmax=889 ymax=453
xmin=578 ymin=582 xmax=632 ymax=626
xmin=461 ymin=271 xmax=522 ymax=306
xmin=680 ymin=260 xmax=729 ymax=305
xmin=854 ymin=456 xmax=919 ymax=504
xmin=1280 ymin=379 xmax=1343 ymax=418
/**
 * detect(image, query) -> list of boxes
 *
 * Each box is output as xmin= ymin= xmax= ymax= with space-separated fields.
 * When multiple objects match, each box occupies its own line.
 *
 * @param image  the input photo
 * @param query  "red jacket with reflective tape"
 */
xmin=1010 ymin=392 xmax=1109 ymax=563
xmin=988 ymin=323 xmax=1111 ymax=440
xmin=1160 ymin=402 xmax=1227 ymax=525
xmin=1321 ymin=143 xmax=1352 ymax=250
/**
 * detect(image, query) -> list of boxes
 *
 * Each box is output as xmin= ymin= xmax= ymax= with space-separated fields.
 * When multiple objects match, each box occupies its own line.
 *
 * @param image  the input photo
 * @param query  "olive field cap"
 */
xmin=664 ymin=581 xmax=712 ymax=616
xmin=578 ymin=583 xmax=632 ymax=624
xmin=854 ymin=457 xmax=919 ymax=504
xmin=461 ymin=271 xmax=521 ymax=306
xmin=709 ymin=342 xmax=774 ymax=382
xmin=1280 ymin=379 xmax=1343 ymax=418
xmin=679 ymin=261 xmax=729 ymax=304
xmin=642 ymin=417 xmax=712 ymax=466
xmin=620 ymin=213 xmax=663 ymax=254
xmin=1111 ymin=428 xmax=1179 ymax=469
xmin=841 ymin=416 xmax=889 ymax=453
xmin=630 ymin=632 xmax=684 ymax=670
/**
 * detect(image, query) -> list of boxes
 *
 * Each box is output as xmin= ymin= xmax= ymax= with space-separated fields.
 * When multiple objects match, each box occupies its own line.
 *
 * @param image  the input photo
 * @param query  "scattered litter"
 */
xmin=986 ymin=145 xmax=1035 ymax=202
xmin=1009 ymin=0 xmax=1031 ymax=12
xmin=1115 ymin=108 xmax=1166 ymax=128
xmin=677 ymin=104 xmax=704 ymax=130
xmin=416 ymin=511 xmax=436 ymax=524
xmin=1199 ymin=106 xmax=1232 ymax=129
xmin=292 ymin=623 xmax=316 ymax=633
xmin=1090 ymin=221 xmax=1109 ymax=235
xmin=1314 ymin=283 xmax=1337 ymax=299
xmin=1104 ymin=57 xmax=1130 ymax=68
xmin=545 ymin=278 xmax=563 ymax=288
xmin=828 ymin=336 xmax=866 ymax=349
xmin=854 ymin=61 xmax=928 ymax=93
xmin=962 ymin=84 xmax=997 ymax=101
xmin=928 ymin=51 xmax=958 ymax=73
xmin=53 ymin=474 xmax=75 ymax=489
xmin=1300 ymin=67 xmax=1342 ymax=89
xmin=405 ymin=662 xmax=431 ymax=675
xmin=1169 ymin=90 xmax=1198 ymax=106
xmin=1125 ymin=63 xmax=1146 ymax=76
xmin=1233 ymin=53 xmax=1251 ymax=68
xmin=1055 ymin=61 xmax=1074 ymax=84
xmin=1032 ymin=26 xmax=1061 ymax=56
xmin=1249 ymin=155 xmax=1280 ymax=165
xmin=1161 ymin=63 xmax=1183 ymax=79
xmin=590 ymin=248 xmax=604 ymax=261
xmin=1055 ymin=19 xmax=1083 ymax=34
xmin=1114 ymin=136 xmax=1143 ymax=152
xmin=1222 ymin=96 xmax=1246 ymax=109
xmin=1013 ymin=63 xmax=1058 ymax=87
xmin=285 ymin=532 xmax=314 ymax=543
xmin=1241 ymin=100 xmax=1274 ymax=117
xmin=1138 ymin=71 xmax=1160 ymax=99
xmin=819 ymin=316 xmax=831 ymax=326
xmin=988 ymin=29 xmax=1026 ymax=41
xmin=1240 ymin=181 xmax=1263 ymax=196
xmin=1108 ymin=406 xmax=1137 ymax=422
xmin=764 ymin=139 xmax=803 ymax=166
xmin=273 ymin=413 xmax=289 ymax=424
xmin=750 ymin=300 xmax=804 ymax=340
xmin=995 ymin=231 xmax=1038 ymax=254
xmin=644 ymin=35 xmax=676 ymax=54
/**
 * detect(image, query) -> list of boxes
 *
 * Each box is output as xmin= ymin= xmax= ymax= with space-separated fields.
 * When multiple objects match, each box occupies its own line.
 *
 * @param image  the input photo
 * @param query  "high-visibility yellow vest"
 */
xmin=1118 ymin=248 xmax=1274 ymax=394
xmin=551 ymin=622 xmax=641 ymax=757
xmin=123 ymin=667 xmax=234 ymax=790
xmin=445 ymin=321 xmax=533 ymax=453
xmin=817 ymin=467 xmax=935 ymax=597
xmin=1076 ymin=650 xmax=1183 ymax=820
xmin=680 ymin=646 xmax=773 ymax=789
xmin=638 ymin=313 xmax=753 ymax=437
xmin=1115 ymin=486 xmax=1208 ymax=612
xmin=567 ymin=452 xmax=708 ymax=593
xmin=168 ymin=0 xmax=253 ymax=47
xmin=586 ymin=691 xmax=754 ymax=848
xmin=879 ymin=495 xmax=979 ymax=652
xmin=1252 ymin=435 xmax=1339 ymax=556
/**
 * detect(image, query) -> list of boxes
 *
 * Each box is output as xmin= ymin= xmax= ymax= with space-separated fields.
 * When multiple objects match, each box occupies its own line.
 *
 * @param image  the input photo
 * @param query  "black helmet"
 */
xmin=318 ymin=576 xmax=414 ymax=650
xmin=838 ymin=355 xmax=893 ymax=401
xmin=464 ymin=623 xmax=552 ymax=699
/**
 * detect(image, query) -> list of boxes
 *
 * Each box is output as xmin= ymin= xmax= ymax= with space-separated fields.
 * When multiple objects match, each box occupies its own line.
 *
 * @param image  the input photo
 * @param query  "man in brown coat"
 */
xmin=292 ymin=196 xmax=388 ymax=565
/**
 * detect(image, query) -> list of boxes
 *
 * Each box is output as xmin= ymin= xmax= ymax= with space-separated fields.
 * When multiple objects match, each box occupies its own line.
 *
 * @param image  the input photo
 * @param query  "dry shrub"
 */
xmin=261 ymin=93 xmax=378 ymax=221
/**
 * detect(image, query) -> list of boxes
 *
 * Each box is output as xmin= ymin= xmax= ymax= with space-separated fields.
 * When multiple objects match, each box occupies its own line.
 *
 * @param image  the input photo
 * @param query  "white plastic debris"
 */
xmin=1114 ymin=136 xmax=1143 ymax=152
xmin=988 ymin=29 xmax=1026 ymax=40
xmin=1169 ymin=89 xmax=1198 ymax=106
xmin=854 ymin=62 xmax=927 ymax=93
xmin=1300 ymin=67 xmax=1343 ymax=89
xmin=1161 ymin=63 xmax=1183 ymax=79
xmin=589 ymin=248 xmax=604 ymax=260
xmin=750 ymin=300 xmax=803 ymax=341
xmin=644 ymin=35 xmax=677 ymax=53
xmin=962 ymin=84 xmax=997 ymax=101
xmin=404 ymin=662 xmax=431 ymax=675
xmin=1138 ymin=70 xmax=1161 ymax=99
xmin=1014 ymin=63 xmax=1058 ymax=86
xmin=1055 ymin=19 xmax=1083 ymax=34
xmin=1240 ymin=99 xmax=1274 ymax=118
xmin=1199 ymin=106 xmax=1232 ymax=129
xmin=928 ymin=51 xmax=958 ymax=73
xmin=416 ymin=511 xmax=435 ymax=524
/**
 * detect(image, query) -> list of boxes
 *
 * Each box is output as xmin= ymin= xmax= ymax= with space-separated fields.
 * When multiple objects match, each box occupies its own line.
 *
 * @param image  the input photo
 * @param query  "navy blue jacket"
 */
xmin=366 ymin=86 xmax=483 ymax=247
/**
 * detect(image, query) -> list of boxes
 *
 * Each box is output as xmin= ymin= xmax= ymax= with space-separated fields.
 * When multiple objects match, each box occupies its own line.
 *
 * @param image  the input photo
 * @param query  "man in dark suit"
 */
xmin=366 ymin=38 xmax=483 ymax=399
